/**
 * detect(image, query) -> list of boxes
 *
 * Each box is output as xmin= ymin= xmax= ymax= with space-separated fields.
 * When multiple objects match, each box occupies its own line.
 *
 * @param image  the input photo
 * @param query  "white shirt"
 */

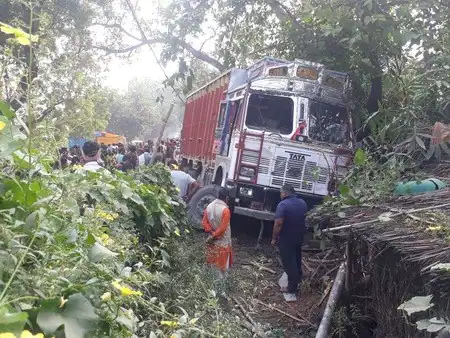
xmin=170 ymin=170 xmax=195 ymax=197
xmin=83 ymin=161 xmax=103 ymax=172
xmin=138 ymin=152 xmax=151 ymax=165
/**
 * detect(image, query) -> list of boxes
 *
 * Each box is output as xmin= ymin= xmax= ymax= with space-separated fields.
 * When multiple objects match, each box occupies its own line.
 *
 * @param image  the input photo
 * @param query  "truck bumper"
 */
xmin=233 ymin=206 xmax=275 ymax=221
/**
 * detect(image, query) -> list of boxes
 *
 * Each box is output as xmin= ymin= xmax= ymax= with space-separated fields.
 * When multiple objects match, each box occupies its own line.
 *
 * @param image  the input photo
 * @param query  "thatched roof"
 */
xmin=322 ymin=187 xmax=450 ymax=271
xmin=310 ymin=184 xmax=450 ymax=337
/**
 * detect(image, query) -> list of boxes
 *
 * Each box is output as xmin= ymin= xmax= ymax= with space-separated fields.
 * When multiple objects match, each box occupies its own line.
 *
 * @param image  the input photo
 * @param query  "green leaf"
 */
xmin=130 ymin=193 xmax=144 ymax=205
xmin=88 ymin=242 xmax=118 ymax=263
xmin=397 ymin=295 xmax=434 ymax=315
xmin=338 ymin=184 xmax=349 ymax=195
xmin=416 ymin=317 xmax=447 ymax=332
xmin=0 ymin=101 xmax=15 ymax=119
xmin=37 ymin=293 xmax=99 ymax=338
xmin=120 ymin=184 xmax=133 ymax=199
xmin=0 ymin=307 xmax=28 ymax=334
xmin=430 ymin=263 xmax=450 ymax=271
xmin=116 ymin=307 xmax=137 ymax=332
xmin=354 ymin=148 xmax=366 ymax=165
xmin=86 ymin=232 xmax=96 ymax=246
xmin=415 ymin=136 xmax=426 ymax=150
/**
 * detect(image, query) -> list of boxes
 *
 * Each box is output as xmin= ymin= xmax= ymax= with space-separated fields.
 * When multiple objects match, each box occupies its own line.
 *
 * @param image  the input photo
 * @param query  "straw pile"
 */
xmin=308 ymin=187 xmax=450 ymax=337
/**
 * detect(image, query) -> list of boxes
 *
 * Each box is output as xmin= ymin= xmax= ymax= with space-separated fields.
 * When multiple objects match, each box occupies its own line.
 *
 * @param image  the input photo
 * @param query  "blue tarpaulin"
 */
xmin=68 ymin=137 xmax=88 ymax=148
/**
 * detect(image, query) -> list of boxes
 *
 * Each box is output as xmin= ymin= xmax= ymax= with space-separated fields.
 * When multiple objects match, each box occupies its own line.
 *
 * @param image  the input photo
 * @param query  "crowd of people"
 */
xmin=53 ymin=138 xmax=199 ymax=202
xmin=54 ymin=139 xmax=180 ymax=172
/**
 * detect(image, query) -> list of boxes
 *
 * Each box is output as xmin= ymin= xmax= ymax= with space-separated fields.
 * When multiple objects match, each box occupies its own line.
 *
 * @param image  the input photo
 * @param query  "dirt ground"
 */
xmin=227 ymin=228 xmax=337 ymax=338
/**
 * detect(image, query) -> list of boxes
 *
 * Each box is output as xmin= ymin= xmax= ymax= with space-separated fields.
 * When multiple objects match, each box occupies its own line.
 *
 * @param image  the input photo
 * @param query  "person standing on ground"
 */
xmin=271 ymin=184 xmax=308 ymax=295
xmin=202 ymin=187 xmax=233 ymax=278
xmin=167 ymin=159 xmax=199 ymax=202
xmin=120 ymin=144 xmax=138 ymax=171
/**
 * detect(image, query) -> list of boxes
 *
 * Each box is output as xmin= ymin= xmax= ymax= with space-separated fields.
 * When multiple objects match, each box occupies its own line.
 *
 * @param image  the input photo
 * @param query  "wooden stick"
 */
xmin=315 ymin=263 xmax=346 ymax=338
xmin=316 ymin=281 xmax=333 ymax=308
xmin=254 ymin=299 xmax=314 ymax=327
xmin=256 ymin=220 xmax=264 ymax=249
xmin=310 ymin=250 xmax=333 ymax=280
xmin=302 ymin=258 xmax=313 ymax=273
xmin=323 ymin=202 xmax=450 ymax=233
xmin=249 ymin=261 xmax=276 ymax=274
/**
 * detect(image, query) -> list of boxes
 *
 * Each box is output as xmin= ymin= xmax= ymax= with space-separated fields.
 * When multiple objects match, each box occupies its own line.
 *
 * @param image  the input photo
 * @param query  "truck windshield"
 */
xmin=308 ymin=100 xmax=348 ymax=144
xmin=246 ymin=94 xmax=294 ymax=135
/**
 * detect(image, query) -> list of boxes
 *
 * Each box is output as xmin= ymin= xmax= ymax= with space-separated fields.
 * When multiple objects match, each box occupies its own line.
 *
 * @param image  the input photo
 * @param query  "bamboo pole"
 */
xmin=315 ymin=263 xmax=346 ymax=338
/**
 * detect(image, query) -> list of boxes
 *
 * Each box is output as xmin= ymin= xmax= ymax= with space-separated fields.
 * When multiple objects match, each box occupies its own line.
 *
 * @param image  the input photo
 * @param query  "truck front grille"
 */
xmin=271 ymin=156 xmax=328 ymax=192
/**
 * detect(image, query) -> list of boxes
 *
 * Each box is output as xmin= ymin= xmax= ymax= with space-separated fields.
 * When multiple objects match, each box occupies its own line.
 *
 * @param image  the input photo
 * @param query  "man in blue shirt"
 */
xmin=271 ymin=184 xmax=308 ymax=294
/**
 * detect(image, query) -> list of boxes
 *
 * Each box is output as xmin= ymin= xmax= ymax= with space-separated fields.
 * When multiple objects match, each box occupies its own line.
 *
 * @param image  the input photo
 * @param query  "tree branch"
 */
xmin=266 ymin=0 xmax=302 ymax=31
xmin=18 ymin=100 xmax=65 ymax=132
xmin=91 ymin=22 xmax=142 ymax=41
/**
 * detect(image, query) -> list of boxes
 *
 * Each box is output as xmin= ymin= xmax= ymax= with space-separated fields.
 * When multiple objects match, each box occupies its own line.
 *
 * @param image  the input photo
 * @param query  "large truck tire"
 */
xmin=188 ymin=184 xmax=220 ymax=229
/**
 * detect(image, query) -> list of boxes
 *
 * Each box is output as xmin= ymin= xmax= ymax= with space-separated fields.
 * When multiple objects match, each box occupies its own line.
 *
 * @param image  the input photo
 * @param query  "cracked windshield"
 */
xmin=246 ymin=94 xmax=294 ymax=135
xmin=0 ymin=0 xmax=448 ymax=337
xmin=308 ymin=101 xmax=348 ymax=144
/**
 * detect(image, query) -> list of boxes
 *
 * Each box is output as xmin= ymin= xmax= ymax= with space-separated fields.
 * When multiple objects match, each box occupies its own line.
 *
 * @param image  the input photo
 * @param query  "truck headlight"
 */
xmin=239 ymin=187 xmax=253 ymax=197
xmin=240 ymin=167 xmax=255 ymax=178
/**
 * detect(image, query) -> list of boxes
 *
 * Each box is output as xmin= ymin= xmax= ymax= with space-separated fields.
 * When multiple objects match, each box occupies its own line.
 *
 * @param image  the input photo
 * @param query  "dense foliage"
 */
xmin=0 ymin=101 xmax=244 ymax=337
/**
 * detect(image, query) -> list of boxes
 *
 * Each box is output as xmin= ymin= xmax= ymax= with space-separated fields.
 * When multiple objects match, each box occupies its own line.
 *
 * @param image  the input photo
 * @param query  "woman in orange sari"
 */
xmin=202 ymin=187 xmax=233 ymax=278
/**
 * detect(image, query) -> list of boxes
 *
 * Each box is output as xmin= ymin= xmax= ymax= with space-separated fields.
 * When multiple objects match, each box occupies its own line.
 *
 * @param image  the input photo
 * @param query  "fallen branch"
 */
xmin=254 ymin=299 xmax=314 ymax=327
xmin=231 ymin=297 xmax=267 ymax=338
xmin=249 ymin=261 xmax=276 ymax=274
xmin=316 ymin=263 xmax=346 ymax=338
xmin=239 ymin=319 xmax=265 ymax=337
xmin=305 ymin=258 xmax=343 ymax=265
xmin=323 ymin=202 xmax=450 ymax=233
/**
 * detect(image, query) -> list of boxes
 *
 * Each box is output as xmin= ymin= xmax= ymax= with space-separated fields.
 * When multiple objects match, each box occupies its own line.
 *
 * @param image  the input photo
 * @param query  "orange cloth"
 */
xmin=202 ymin=208 xmax=233 ymax=271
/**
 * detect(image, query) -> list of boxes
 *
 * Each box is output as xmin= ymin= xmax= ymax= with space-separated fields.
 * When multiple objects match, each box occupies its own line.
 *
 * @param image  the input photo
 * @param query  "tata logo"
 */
xmin=289 ymin=153 xmax=306 ymax=161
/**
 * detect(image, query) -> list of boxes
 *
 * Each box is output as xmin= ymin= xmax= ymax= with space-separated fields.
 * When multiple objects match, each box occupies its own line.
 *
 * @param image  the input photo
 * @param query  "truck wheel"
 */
xmin=188 ymin=185 xmax=219 ymax=229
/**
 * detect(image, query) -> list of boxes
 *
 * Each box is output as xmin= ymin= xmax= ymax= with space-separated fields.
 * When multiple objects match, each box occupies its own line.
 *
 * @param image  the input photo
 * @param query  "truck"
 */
xmin=180 ymin=56 xmax=354 ymax=228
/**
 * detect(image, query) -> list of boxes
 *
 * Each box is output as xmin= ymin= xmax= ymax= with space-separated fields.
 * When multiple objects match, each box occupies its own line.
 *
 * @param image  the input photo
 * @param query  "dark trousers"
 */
xmin=278 ymin=241 xmax=303 ymax=293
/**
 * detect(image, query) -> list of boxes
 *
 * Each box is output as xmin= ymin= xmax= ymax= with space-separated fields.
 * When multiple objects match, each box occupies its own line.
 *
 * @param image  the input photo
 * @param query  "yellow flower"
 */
xmin=99 ymin=233 xmax=114 ymax=246
xmin=101 ymin=292 xmax=112 ymax=302
xmin=160 ymin=320 xmax=179 ymax=328
xmin=59 ymin=296 xmax=68 ymax=308
xmin=95 ymin=210 xmax=119 ymax=222
xmin=0 ymin=333 xmax=16 ymax=338
xmin=0 ymin=121 xmax=6 ymax=131
xmin=426 ymin=225 xmax=443 ymax=231
xmin=21 ymin=331 xmax=44 ymax=338
xmin=112 ymin=280 xmax=142 ymax=297
xmin=72 ymin=164 xmax=83 ymax=170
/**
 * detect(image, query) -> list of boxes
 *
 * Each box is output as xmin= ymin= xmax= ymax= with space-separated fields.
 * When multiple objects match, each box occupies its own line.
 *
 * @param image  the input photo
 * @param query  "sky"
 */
xmin=100 ymin=0 xmax=215 ymax=91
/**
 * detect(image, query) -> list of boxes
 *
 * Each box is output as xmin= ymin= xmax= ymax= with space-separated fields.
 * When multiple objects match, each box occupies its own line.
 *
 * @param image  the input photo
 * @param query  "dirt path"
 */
xmin=229 ymin=235 xmax=329 ymax=337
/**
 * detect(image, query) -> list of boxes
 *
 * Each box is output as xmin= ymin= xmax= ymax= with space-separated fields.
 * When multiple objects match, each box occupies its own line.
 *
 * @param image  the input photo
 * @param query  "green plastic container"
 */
xmin=394 ymin=178 xmax=447 ymax=196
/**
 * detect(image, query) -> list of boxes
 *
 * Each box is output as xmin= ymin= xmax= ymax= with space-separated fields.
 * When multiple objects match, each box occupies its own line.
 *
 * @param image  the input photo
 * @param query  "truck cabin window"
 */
xmin=308 ymin=101 xmax=348 ymax=144
xmin=246 ymin=94 xmax=294 ymax=135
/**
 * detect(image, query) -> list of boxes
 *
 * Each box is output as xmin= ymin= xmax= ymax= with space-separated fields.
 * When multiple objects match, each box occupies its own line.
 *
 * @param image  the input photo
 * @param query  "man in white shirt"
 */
xmin=168 ymin=160 xmax=199 ymax=202
xmin=82 ymin=141 xmax=104 ymax=172
xmin=138 ymin=146 xmax=152 ymax=166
